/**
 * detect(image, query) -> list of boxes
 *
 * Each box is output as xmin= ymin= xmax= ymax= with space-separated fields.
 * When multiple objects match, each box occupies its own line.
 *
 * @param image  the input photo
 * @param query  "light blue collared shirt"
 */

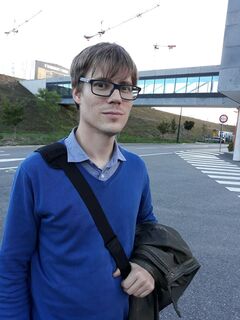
xmin=64 ymin=128 xmax=126 ymax=181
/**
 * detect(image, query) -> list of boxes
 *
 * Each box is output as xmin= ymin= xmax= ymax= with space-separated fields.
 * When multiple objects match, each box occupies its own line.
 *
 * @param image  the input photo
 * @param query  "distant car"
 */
xmin=205 ymin=137 xmax=225 ymax=143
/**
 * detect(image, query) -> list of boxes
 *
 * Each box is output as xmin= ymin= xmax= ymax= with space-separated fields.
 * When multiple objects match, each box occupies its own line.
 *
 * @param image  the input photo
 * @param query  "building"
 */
xmin=34 ymin=60 xmax=69 ymax=80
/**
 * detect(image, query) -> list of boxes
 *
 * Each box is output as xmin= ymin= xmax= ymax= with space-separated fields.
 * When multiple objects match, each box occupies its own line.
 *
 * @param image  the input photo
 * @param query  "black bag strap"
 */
xmin=36 ymin=142 xmax=131 ymax=279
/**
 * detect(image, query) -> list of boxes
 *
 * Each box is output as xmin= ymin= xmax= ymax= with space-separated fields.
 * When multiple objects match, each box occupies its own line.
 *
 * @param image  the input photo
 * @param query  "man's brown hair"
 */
xmin=70 ymin=42 xmax=138 ymax=92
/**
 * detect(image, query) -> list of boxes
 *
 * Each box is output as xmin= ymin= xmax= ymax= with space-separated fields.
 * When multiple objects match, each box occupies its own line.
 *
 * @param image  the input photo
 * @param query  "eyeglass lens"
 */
xmin=91 ymin=80 xmax=139 ymax=100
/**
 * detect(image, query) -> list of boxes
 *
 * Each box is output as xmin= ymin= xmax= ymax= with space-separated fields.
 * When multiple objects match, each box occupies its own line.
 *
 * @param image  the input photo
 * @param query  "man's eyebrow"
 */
xmin=119 ymin=81 xmax=133 ymax=85
xmin=92 ymin=77 xmax=133 ymax=85
xmin=92 ymin=77 xmax=109 ymax=81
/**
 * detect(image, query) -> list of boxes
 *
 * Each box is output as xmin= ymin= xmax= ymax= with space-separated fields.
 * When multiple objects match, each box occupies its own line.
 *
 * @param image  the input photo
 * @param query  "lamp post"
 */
xmin=176 ymin=106 xmax=182 ymax=143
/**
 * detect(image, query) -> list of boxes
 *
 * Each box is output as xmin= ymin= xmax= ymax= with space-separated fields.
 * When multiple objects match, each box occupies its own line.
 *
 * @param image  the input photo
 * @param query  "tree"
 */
xmin=36 ymin=88 xmax=61 ymax=112
xmin=184 ymin=120 xmax=195 ymax=131
xmin=157 ymin=120 xmax=170 ymax=138
xmin=170 ymin=118 xmax=177 ymax=133
xmin=1 ymin=96 xmax=24 ymax=139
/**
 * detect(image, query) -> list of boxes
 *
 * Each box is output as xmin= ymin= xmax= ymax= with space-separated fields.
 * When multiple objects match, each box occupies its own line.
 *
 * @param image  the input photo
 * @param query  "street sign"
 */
xmin=219 ymin=114 xmax=228 ymax=123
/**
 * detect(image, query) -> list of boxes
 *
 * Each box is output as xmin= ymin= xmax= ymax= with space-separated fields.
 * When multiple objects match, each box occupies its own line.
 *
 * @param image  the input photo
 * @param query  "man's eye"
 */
xmin=121 ymin=85 xmax=132 ymax=93
xmin=93 ymin=81 xmax=110 ymax=90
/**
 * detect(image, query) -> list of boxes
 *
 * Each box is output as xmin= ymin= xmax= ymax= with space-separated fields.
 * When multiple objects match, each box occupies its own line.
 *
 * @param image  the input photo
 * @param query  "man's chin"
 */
xmin=105 ymin=130 xmax=121 ymax=138
xmin=104 ymin=125 xmax=125 ymax=137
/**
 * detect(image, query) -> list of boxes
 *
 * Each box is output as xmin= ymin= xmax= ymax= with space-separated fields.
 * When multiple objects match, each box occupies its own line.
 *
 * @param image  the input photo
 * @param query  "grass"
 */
xmin=0 ymin=131 xmax=70 ymax=146
xmin=0 ymin=74 xmax=235 ymax=145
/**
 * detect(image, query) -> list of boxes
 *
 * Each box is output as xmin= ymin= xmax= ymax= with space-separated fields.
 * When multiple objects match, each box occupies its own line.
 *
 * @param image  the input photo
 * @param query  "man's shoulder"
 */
xmin=20 ymin=147 xmax=49 ymax=174
xmin=119 ymin=146 xmax=146 ymax=167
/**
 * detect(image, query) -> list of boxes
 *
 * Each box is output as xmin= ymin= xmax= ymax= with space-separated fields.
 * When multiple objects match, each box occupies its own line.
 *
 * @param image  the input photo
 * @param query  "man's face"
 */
xmin=73 ymin=68 xmax=133 ymax=138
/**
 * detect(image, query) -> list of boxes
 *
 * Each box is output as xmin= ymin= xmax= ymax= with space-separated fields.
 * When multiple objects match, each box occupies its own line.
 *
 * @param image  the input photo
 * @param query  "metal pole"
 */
xmin=176 ymin=106 xmax=182 ymax=143
xmin=219 ymin=123 xmax=223 ymax=152
xmin=233 ymin=106 xmax=240 ymax=161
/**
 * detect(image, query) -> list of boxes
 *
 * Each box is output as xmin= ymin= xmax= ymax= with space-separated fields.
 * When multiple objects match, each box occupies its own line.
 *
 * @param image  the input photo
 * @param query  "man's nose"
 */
xmin=108 ymin=88 xmax=122 ymax=101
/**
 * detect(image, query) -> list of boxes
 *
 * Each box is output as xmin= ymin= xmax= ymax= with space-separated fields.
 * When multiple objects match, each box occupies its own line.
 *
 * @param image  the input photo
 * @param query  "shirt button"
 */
xmin=101 ymin=174 xmax=105 ymax=179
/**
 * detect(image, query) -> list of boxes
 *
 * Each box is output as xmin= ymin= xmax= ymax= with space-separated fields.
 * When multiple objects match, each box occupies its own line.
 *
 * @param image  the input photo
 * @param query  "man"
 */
xmin=0 ymin=42 xmax=157 ymax=319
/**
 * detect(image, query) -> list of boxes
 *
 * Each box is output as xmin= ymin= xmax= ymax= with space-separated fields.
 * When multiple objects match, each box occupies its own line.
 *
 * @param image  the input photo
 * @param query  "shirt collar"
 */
xmin=64 ymin=128 xmax=126 ymax=163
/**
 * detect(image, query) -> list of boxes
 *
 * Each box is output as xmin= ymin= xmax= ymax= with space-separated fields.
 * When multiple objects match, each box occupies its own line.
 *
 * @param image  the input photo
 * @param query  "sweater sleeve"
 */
xmin=137 ymin=162 xmax=158 ymax=224
xmin=0 ymin=164 xmax=39 ymax=319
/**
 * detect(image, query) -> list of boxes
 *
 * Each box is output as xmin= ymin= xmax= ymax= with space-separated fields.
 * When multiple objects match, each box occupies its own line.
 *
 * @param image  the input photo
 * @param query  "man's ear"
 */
xmin=72 ymin=88 xmax=81 ymax=104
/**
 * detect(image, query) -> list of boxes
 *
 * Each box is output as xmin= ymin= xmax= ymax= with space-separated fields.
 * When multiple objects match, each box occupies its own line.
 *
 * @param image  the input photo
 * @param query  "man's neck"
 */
xmin=75 ymin=127 xmax=116 ymax=169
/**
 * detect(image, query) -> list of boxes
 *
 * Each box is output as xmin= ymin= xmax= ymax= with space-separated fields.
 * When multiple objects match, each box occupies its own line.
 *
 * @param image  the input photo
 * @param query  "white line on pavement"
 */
xmin=202 ymin=171 xmax=240 ymax=176
xmin=0 ymin=158 xmax=24 ymax=163
xmin=179 ymin=155 xmax=217 ymax=159
xmin=208 ymin=175 xmax=240 ymax=180
xmin=139 ymin=152 xmax=173 ymax=157
xmin=195 ymin=167 xmax=240 ymax=172
xmin=0 ymin=166 xmax=17 ymax=171
xmin=189 ymin=162 xmax=237 ymax=168
xmin=182 ymin=158 xmax=224 ymax=162
xmin=0 ymin=154 xmax=10 ymax=157
xmin=225 ymin=187 xmax=240 ymax=192
xmin=216 ymin=180 xmax=240 ymax=185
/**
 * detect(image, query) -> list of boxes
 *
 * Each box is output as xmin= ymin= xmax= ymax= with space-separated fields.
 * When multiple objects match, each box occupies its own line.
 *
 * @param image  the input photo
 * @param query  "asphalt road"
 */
xmin=0 ymin=143 xmax=240 ymax=320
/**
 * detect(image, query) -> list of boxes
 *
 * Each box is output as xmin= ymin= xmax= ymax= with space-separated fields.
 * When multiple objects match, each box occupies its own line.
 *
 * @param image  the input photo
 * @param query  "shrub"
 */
xmin=228 ymin=141 xmax=234 ymax=152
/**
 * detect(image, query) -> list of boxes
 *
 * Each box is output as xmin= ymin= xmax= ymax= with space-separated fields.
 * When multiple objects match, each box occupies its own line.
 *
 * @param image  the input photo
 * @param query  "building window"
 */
xmin=175 ymin=77 xmax=187 ymax=93
xmin=164 ymin=78 xmax=175 ymax=93
xmin=186 ymin=77 xmax=199 ymax=93
xmin=153 ymin=79 xmax=165 ymax=94
xmin=144 ymin=79 xmax=155 ymax=94
xmin=199 ymin=76 xmax=212 ymax=93
xmin=211 ymin=75 xmax=219 ymax=92
xmin=137 ymin=80 xmax=145 ymax=93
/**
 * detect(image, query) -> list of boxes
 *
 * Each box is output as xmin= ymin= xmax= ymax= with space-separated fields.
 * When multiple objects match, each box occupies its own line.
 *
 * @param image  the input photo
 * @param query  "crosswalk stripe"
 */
xmin=0 ymin=166 xmax=17 ymax=171
xmin=202 ymin=171 xmax=240 ymax=176
xmin=0 ymin=158 xmax=24 ymax=163
xmin=188 ymin=162 xmax=237 ymax=167
xmin=216 ymin=180 xmax=240 ymax=185
xmin=178 ymin=152 xmax=218 ymax=155
xmin=226 ymin=187 xmax=240 ymax=192
xmin=208 ymin=175 xmax=240 ymax=180
xmin=179 ymin=155 xmax=217 ymax=159
xmin=195 ymin=167 xmax=240 ymax=172
xmin=177 ymin=151 xmax=221 ymax=155
xmin=177 ymin=150 xmax=240 ymax=197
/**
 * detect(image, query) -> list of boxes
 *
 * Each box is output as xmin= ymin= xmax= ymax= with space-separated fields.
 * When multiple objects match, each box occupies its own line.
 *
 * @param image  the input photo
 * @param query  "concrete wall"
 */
xmin=19 ymin=79 xmax=46 ymax=95
xmin=218 ymin=0 xmax=240 ymax=104
xmin=134 ymin=96 xmax=238 ymax=108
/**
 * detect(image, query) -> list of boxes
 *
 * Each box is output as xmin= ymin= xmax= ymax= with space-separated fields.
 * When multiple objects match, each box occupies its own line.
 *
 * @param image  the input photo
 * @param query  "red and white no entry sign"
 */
xmin=219 ymin=114 xmax=228 ymax=123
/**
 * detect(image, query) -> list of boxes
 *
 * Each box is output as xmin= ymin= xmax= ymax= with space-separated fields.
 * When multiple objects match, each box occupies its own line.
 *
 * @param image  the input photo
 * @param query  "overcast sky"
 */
xmin=0 ymin=0 xmax=237 ymax=125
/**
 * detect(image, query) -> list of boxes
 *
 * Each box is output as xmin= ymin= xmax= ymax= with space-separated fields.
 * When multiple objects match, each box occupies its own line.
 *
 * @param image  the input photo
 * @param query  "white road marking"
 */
xmin=208 ymin=175 xmax=240 ymax=180
xmin=0 ymin=166 xmax=18 ymax=171
xmin=190 ymin=165 xmax=238 ymax=170
xmin=216 ymin=180 xmax=240 ymax=185
xmin=0 ymin=154 xmax=10 ymax=156
xmin=177 ymin=150 xmax=240 ymax=197
xmin=202 ymin=171 xmax=240 ymax=176
xmin=226 ymin=187 xmax=240 ymax=192
xmin=139 ymin=152 xmax=173 ymax=157
xmin=195 ymin=167 xmax=240 ymax=172
xmin=0 ymin=158 xmax=24 ymax=163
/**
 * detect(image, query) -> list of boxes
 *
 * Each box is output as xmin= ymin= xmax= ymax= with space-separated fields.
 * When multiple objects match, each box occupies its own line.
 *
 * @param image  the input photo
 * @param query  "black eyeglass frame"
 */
xmin=79 ymin=77 xmax=141 ymax=101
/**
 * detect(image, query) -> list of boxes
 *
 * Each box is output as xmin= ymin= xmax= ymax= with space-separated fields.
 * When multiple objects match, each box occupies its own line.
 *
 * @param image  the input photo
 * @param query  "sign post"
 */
xmin=219 ymin=114 xmax=228 ymax=152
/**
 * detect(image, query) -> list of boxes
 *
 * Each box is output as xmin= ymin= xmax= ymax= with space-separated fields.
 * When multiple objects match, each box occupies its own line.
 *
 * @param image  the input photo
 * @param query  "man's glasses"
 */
xmin=79 ymin=77 xmax=141 ymax=101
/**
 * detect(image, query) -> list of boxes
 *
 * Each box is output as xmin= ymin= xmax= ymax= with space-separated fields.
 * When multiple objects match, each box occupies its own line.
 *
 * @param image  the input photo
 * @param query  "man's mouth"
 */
xmin=102 ymin=111 xmax=124 ymax=116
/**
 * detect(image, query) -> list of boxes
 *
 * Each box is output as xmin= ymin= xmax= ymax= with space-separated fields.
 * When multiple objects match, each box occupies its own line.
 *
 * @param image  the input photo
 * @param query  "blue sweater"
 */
xmin=0 ymin=147 xmax=156 ymax=320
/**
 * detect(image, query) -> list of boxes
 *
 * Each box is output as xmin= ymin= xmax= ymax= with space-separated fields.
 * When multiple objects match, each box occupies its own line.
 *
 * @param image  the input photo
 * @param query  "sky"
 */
xmin=0 ymin=0 xmax=237 ymax=126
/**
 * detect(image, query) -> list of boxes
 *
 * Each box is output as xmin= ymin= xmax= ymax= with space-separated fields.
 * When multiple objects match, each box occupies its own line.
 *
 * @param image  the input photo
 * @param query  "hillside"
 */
xmin=0 ymin=74 xmax=235 ymax=144
xmin=121 ymin=107 xmax=235 ymax=143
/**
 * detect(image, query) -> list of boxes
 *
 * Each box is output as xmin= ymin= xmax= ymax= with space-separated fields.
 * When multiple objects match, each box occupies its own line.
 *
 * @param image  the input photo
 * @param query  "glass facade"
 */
xmin=47 ymin=82 xmax=72 ymax=97
xmin=137 ymin=74 xmax=219 ymax=95
xmin=46 ymin=74 xmax=219 ymax=99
